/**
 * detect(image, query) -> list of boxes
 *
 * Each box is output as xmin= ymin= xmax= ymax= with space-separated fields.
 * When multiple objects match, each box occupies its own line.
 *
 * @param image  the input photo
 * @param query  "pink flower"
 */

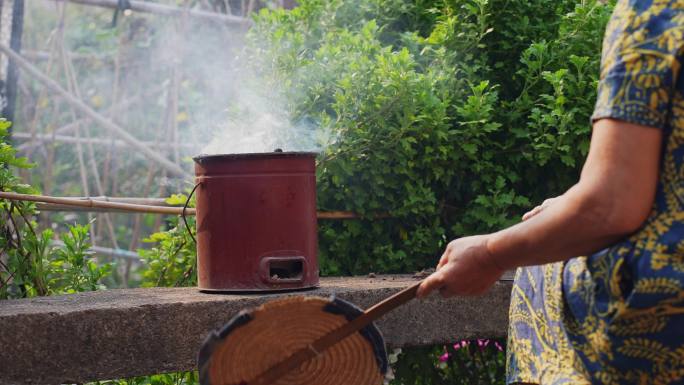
xmin=453 ymin=340 xmax=470 ymax=350
xmin=477 ymin=339 xmax=490 ymax=351
xmin=439 ymin=351 xmax=450 ymax=362
xmin=494 ymin=341 xmax=504 ymax=351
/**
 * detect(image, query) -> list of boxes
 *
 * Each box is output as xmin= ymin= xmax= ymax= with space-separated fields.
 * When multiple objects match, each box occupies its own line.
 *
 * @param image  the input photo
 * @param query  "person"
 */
xmin=417 ymin=1 xmax=684 ymax=383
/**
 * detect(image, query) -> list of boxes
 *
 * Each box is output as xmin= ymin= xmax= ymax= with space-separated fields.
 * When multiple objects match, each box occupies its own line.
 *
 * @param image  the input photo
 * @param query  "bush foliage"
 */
xmin=240 ymin=0 xmax=614 ymax=275
xmin=0 ymin=121 xmax=110 ymax=299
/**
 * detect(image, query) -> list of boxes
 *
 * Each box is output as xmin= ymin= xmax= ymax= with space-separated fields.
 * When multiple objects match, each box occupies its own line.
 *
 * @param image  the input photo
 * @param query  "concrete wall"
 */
xmin=0 ymin=275 xmax=512 ymax=384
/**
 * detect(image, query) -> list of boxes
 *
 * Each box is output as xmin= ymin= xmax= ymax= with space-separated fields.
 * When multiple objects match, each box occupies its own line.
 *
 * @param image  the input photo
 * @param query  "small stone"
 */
xmin=368 ymin=272 xmax=376 ymax=278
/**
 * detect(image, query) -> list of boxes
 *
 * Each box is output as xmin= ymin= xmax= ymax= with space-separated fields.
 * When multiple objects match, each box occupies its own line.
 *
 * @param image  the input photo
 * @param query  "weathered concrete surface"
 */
xmin=0 ymin=275 xmax=513 ymax=384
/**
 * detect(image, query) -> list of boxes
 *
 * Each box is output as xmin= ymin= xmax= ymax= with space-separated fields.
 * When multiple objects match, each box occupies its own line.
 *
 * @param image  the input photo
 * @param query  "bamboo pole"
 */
xmin=22 ymin=49 xmax=110 ymax=62
xmin=35 ymin=202 xmax=165 ymax=213
xmin=107 ymin=31 xmax=130 ymax=286
xmin=128 ymin=167 xmax=159 ymax=250
xmin=15 ymin=84 xmax=166 ymax=152
xmin=52 ymin=7 xmax=100 ymax=243
xmin=170 ymin=9 xmax=184 ymax=167
xmin=90 ymin=245 xmax=141 ymax=261
xmin=62 ymin=35 xmax=121 ymax=250
xmin=12 ymin=132 xmax=195 ymax=150
xmin=51 ymin=240 xmax=142 ymax=261
xmin=0 ymin=191 xmax=195 ymax=215
xmin=0 ymin=43 xmax=191 ymax=179
xmin=0 ymin=191 xmax=389 ymax=219
xmin=49 ymin=0 xmax=251 ymax=26
xmin=23 ymin=14 xmax=61 ymax=179
xmin=48 ymin=196 xmax=169 ymax=205
xmin=129 ymin=98 xmax=169 ymax=250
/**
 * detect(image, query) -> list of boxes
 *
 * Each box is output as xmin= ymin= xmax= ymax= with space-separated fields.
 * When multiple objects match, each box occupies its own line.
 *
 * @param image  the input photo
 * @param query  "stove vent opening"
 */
xmin=269 ymin=259 xmax=303 ymax=280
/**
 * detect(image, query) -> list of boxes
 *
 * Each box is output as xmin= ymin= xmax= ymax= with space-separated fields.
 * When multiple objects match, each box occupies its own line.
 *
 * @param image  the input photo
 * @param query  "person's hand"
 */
xmin=416 ymin=235 xmax=505 ymax=298
xmin=521 ymin=196 xmax=560 ymax=221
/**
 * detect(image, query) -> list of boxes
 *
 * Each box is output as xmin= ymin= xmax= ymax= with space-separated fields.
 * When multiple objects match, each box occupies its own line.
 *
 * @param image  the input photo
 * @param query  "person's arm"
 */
xmin=417 ymin=118 xmax=662 ymax=298
xmin=488 ymin=118 xmax=662 ymax=267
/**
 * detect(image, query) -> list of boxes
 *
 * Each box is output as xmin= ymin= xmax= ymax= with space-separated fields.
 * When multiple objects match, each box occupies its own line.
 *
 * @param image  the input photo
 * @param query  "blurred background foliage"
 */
xmin=2 ymin=0 xmax=614 ymax=383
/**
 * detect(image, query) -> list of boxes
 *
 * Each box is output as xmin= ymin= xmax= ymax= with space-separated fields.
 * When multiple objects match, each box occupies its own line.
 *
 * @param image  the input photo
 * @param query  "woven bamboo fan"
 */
xmin=198 ymin=283 xmax=421 ymax=385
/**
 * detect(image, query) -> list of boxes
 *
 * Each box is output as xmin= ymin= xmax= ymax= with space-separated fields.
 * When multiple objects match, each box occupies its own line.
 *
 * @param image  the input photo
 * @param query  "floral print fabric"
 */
xmin=507 ymin=1 xmax=684 ymax=384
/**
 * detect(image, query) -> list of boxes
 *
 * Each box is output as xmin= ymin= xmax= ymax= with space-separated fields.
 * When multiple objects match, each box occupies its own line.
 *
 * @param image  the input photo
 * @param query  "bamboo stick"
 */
xmin=34 ymin=203 xmax=160 ymax=213
xmin=317 ymin=211 xmax=380 ymax=219
xmin=15 ymin=84 xmax=166 ymax=152
xmin=109 ymin=33 xmax=134 ymax=287
xmin=49 ymin=0 xmax=251 ymax=26
xmin=128 ymin=167 xmax=159 ymax=250
xmin=0 ymin=192 xmax=390 ymax=219
xmin=53 ymin=10 xmax=100 ymax=243
xmin=62 ymin=35 xmax=121 ymax=250
xmin=51 ymin=240 xmax=142 ymax=261
xmin=0 ymin=191 xmax=195 ymax=215
xmin=169 ymin=12 xmax=184 ymax=167
xmin=47 ymin=196 xmax=169 ymax=205
xmin=23 ymin=13 xmax=61 ymax=177
xmin=90 ymin=245 xmax=141 ymax=261
xmin=35 ymin=7 xmax=98 ymax=244
xmin=0 ymin=43 xmax=191 ymax=179
xmin=12 ymin=132 xmax=196 ymax=150
xmin=22 ymin=49 xmax=110 ymax=62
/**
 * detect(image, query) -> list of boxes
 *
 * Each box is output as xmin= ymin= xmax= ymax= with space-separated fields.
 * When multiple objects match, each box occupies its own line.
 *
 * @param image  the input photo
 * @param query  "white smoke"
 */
xmin=200 ymin=84 xmax=334 ymax=155
xmin=197 ymin=54 xmax=333 ymax=155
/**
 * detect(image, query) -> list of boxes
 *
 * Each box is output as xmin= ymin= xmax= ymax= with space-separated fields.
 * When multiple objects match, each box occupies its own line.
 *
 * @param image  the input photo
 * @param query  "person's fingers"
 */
xmin=437 ymin=241 xmax=456 ymax=270
xmin=417 ymin=271 xmax=445 ymax=299
xmin=436 ymin=250 xmax=449 ymax=270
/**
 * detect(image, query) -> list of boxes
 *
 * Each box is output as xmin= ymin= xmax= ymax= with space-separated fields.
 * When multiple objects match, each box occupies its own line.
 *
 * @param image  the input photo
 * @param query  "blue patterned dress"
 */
xmin=506 ymin=1 xmax=684 ymax=384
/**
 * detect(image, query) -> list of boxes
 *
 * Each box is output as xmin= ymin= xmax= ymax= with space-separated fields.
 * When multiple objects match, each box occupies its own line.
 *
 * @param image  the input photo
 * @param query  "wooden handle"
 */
xmin=247 ymin=281 xmax=422 ymax=385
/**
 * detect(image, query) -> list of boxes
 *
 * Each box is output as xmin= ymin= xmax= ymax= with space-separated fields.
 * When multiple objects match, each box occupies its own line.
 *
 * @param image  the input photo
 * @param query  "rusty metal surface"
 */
xmin=193 ymin=152 xmax=319 ymax=291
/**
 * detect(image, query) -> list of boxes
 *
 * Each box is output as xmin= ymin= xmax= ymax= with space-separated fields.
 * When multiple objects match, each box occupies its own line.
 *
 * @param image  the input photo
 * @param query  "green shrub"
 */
xmin=391 ymin=339 xmax=506 ymax=385
xmin=239 ymin=0 xmax=614 ymax=275
xmin=91 ymin=371 xmax=198 ymax=385
xmin=0 ymin=120 xmax=110 ymax=299
xmin=137 ymin=194 xmax=196 ymax=288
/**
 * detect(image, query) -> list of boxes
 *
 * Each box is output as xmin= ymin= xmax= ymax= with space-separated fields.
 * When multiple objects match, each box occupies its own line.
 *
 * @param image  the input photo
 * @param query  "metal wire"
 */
xmin=182 ymin=182 xmax=200 ymax=245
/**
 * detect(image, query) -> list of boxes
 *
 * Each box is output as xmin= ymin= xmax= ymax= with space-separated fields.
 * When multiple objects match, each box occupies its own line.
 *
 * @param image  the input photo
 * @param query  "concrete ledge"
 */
xmin=0 ymin=275 xmax=512 ymax=384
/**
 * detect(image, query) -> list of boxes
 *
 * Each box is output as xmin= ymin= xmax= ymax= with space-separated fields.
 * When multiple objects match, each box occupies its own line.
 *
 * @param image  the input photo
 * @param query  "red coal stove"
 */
xmin=192 ymin=152 xmax=319 ymax=292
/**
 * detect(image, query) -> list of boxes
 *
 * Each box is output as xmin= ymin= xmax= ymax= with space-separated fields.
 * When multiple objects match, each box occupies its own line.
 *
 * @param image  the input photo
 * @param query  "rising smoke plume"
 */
xmin=22 ymin=1 xmax=331 ymax=169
